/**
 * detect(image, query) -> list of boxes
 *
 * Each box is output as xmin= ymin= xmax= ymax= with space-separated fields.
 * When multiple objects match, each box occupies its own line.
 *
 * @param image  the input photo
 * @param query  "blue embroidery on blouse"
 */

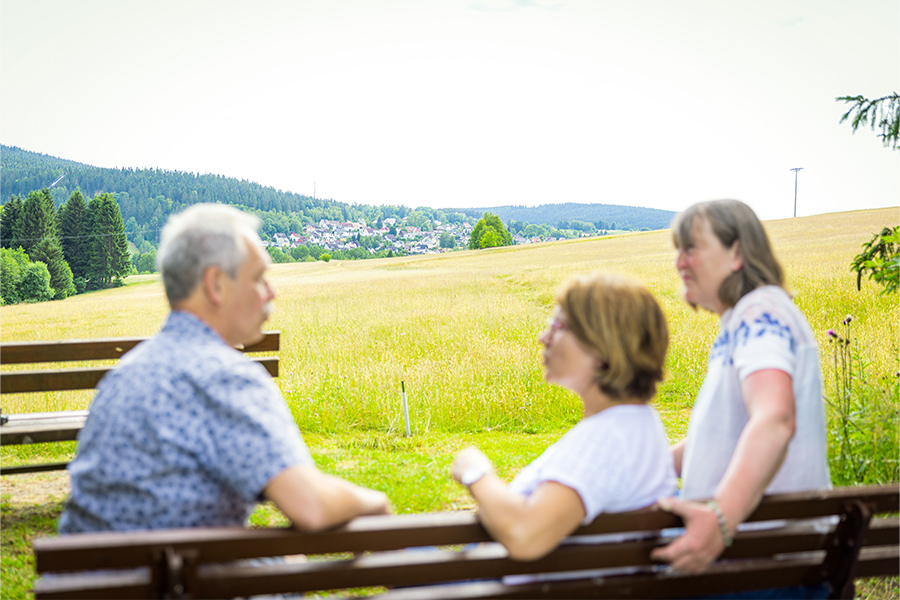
xmin=710 ymin=311 xmax=796 ymax=366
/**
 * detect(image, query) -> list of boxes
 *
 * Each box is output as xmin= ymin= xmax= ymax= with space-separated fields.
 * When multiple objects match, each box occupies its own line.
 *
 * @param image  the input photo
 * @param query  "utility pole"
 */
xmin=790 ymin=167 xmax=803 ymax=217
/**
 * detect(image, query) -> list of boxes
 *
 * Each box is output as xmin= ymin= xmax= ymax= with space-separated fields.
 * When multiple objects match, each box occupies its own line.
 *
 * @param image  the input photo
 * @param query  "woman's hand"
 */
xmin=650 ymin=498 xmax=728 ymax=573
xmin=653 ymin=369 xmax=796 ymax=573
xmin=451 ymin=447 xmax=494 ymax=485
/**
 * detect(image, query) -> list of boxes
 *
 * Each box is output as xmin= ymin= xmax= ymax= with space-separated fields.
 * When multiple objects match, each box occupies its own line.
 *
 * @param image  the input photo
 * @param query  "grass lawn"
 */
xmin=1 ymin=207 xmax=897 ymax=599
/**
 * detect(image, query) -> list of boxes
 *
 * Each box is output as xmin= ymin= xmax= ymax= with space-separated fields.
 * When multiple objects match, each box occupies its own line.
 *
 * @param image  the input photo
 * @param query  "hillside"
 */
xmin=452 ymin=203 xmax=675 ymax=231
xmin=1 ymin=145 xmax=672 ymax=235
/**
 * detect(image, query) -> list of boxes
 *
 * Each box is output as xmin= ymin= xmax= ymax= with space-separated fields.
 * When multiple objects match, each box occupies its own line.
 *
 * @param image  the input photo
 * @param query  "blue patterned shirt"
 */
xmin=59 ymin=311 xmax=312 ymax=533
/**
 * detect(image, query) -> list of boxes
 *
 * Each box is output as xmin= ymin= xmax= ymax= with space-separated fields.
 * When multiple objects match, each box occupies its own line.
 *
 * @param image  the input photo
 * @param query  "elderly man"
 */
xmin=59 ymin=204 xmax=389 ymax=533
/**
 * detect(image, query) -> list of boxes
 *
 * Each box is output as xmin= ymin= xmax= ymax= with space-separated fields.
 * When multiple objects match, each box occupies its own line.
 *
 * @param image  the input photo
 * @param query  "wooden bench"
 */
xmin=33 ymin=484 xmax=898 ymax=599
xmin=0 ymin=332 xmax=280 ymax=475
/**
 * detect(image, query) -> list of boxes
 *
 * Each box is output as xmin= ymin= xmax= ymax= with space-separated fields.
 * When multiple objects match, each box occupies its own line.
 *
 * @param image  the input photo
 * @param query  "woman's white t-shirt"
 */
xmin=508 ymin=404 xmax=677 ymax=523
xmin=680 ymin=286 xmax=831 ymax=500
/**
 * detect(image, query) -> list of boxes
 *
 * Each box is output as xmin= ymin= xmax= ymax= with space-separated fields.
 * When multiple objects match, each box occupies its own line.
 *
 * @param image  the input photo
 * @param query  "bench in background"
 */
xmin=33 ymin=484 xmax=898 ymax=599
xmin=0 ymin=332 xmax=280 ymax=475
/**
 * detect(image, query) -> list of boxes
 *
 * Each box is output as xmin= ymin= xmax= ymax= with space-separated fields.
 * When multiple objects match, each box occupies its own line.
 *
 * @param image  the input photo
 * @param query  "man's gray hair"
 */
xmin=157 ymin=204 xmax=262 ymax=306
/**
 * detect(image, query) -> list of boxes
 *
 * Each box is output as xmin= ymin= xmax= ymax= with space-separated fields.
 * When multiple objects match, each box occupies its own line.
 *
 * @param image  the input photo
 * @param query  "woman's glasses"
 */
xmin=545 ymin=315 xmax=569 ymax=334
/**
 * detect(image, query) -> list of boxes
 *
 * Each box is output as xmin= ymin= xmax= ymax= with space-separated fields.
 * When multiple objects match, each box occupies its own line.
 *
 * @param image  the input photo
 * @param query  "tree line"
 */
xmin=0 ymin=189 xmax=130 ymax=304
xmin=1 ymin=145 xmax=427 ymax=239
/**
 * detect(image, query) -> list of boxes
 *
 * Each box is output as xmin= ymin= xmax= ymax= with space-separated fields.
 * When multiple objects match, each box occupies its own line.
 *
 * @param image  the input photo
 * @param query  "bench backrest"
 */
xmin=0 ymin=332 xmax=280 ymax=394
xmin=33 ymin=484 xmax=899 ymax=599
xmin=0 ymin=332 xmax=280 ymax=474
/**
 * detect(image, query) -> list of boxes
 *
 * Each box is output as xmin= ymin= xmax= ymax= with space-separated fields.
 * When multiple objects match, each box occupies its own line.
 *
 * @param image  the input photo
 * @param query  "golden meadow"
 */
xmin=1 ymin=208 xmax=897 ymax=452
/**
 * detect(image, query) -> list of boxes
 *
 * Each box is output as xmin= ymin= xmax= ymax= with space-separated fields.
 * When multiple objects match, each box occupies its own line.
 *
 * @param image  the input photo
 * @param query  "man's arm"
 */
xmin=264 ymin=464 xmax=391 ymax=532
xmin=652 ymin=369 xmax=796 ymax=573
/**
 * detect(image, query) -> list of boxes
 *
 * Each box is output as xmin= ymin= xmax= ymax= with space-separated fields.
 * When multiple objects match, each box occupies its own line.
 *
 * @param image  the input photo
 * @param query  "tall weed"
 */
xmin=824 ymin=316 xmax=899 ymax=485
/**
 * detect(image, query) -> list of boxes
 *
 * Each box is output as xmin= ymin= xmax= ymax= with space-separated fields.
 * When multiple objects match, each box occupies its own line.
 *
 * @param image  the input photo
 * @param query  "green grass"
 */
xmin=1 ymin=207 xmax=898 ymax=599
xmin=1 ymin=498 xmax=64 ymax=600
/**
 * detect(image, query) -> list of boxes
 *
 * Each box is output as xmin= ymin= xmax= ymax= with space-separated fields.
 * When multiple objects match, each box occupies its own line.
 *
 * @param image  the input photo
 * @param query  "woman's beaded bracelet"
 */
xmin=706 ymin=499 xmax=733 ymax=547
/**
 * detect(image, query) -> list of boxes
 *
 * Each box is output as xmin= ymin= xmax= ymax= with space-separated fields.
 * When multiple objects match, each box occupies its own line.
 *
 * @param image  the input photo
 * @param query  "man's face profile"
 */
xmin=221 ymin=238 xmax=275 ymax=347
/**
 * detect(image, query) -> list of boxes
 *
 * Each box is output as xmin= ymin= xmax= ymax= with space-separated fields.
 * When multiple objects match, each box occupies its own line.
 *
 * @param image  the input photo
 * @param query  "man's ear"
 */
xmin=202 ymin=265 xmax=227 ymax=306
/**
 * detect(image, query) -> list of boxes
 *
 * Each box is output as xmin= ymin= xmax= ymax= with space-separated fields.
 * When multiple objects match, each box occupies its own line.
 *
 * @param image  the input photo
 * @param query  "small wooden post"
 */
xmin=401 ymin=381 xmax=411 ymax=437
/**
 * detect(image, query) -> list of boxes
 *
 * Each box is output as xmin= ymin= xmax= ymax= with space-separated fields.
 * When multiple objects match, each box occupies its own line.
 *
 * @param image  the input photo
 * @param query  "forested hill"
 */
xmin=452 ymin=203 xmax=675 ymax=231
xmin=0 ymin=145 xmax=409 ymax=231
xmin=1 ymin=145 xmax=673 ymax=236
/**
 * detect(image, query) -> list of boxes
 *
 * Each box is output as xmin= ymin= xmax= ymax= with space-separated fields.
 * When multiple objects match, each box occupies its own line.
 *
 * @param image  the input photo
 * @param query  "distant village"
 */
xmin=262 ymin=216 xmax=552 ymax=256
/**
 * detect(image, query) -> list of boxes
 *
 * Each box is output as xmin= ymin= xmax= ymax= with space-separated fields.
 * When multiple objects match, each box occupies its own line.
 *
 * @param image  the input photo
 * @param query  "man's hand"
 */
xmin=650 ymin=497 xmax=727 ymax=573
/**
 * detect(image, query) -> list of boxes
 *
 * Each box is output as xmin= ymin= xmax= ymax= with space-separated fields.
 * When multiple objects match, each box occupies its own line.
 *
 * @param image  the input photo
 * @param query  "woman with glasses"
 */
xmin=450 ymin=272 xmax=676 ymax=560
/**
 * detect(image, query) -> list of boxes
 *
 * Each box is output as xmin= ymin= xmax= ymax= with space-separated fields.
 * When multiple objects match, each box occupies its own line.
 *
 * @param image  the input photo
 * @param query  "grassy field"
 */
xmin=2 ymin=207 xmax=898 ymax=599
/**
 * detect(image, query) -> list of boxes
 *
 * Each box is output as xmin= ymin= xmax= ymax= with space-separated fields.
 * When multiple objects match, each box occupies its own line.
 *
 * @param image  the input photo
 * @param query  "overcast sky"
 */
xmin=1 ymin=0 xmax=897 ymax=220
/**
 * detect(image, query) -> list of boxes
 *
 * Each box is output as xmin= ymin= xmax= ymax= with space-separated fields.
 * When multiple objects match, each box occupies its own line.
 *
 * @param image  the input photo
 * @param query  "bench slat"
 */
xmin=375 ymin=554 xmax=831 ymax=600
xmin=1 ymin=462 xmax=74 ymax=475
xmin=32 ymin=569 xmax=153 ymax=600
xmin=32 ymin=494 xmax=899 ymax=600
xmin=0 ymin=332 xmax=279 ymax=365
xmin=1 ymin=357 xmax=279 ymax=395
xmin=0 ymin=410 xmax=87 ymax=445
xmin=193 ymin=524 xmax=843 ymax=599
xmin=854 ymin=545 xmax=900 ymax=578
xmin=32 ymin=485 xmax=899 ymax=574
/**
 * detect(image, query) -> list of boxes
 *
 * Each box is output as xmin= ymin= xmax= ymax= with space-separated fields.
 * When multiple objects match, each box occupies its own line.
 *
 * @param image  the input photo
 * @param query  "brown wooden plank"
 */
xmin=0 ymin=339 xmax=144 ymax=364
xmin=375 ymin=554 xmax=831 ymax=600
xmin=866 ymin=517 xmax=899 ymax=547
xmin=0 ymin=331 xmax=279 ymax=365
xmin=188 ymin=521 xmax=844 ymax=598
xmin=0 ymin=410 xmax=88 ymax=445
xmin=1 ymin=462 xmax=71 ymax=475
xmin=33 ymin=569 xmax=153 ymax=600
xmin=745 ymin=484 xmax=899 ymax=521
xmin=241 ymin=331 xmax=279 ymax=353
xmin=854 ymin=545 xmax=900 ymax=578
xmin=34 ymin=514 xmax=492 ymax=573
xmin=37 ymin=518 xmax=834 ymax=595
xmin=1 ymin=357 xmax=278 ymax=394
xmin=33 ymin=485 xmax=899 ymax=597
xmin=1 ymin=367 xmax=107 ymax=393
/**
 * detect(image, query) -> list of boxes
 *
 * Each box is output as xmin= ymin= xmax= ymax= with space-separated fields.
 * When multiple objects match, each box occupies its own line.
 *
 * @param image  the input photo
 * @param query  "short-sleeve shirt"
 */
xmin=58 ymin=311 xmax=312 ymax=533
xmin=508 ymin=404 xmax=677 ymax=523
xmin=680 ymin=286 xmax=831 ymax=500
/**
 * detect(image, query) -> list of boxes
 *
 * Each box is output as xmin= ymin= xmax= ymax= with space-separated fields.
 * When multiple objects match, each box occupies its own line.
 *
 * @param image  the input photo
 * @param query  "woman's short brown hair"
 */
xmin=672 ymin=199 xmax=785 ymax=309
xmin=556 ymin=273 xmax=669 ymax=402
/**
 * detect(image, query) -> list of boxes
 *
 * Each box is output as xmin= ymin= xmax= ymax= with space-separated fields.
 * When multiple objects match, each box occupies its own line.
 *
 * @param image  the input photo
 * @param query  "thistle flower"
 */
xmin=842 ymin=315 xmax=853 ymax=325
xmin=827 ymin=329 xmax=837 ymax=340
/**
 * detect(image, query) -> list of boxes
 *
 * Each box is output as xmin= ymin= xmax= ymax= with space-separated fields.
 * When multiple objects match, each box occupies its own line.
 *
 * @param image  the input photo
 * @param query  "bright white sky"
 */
xmin=1 ymin=0 xmax=897 ymax=220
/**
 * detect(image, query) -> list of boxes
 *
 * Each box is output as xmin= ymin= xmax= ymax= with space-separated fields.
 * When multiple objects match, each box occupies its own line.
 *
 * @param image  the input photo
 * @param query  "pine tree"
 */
xmin=87 ymin=193 xmax=131 ymax=288
xmin=59 ymin=191 xmax=90 ymax=280
xmin=18 ymin=189 xmax=57 ymax=255
xmin=1 ymin=195 xmax=24 ymax=249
